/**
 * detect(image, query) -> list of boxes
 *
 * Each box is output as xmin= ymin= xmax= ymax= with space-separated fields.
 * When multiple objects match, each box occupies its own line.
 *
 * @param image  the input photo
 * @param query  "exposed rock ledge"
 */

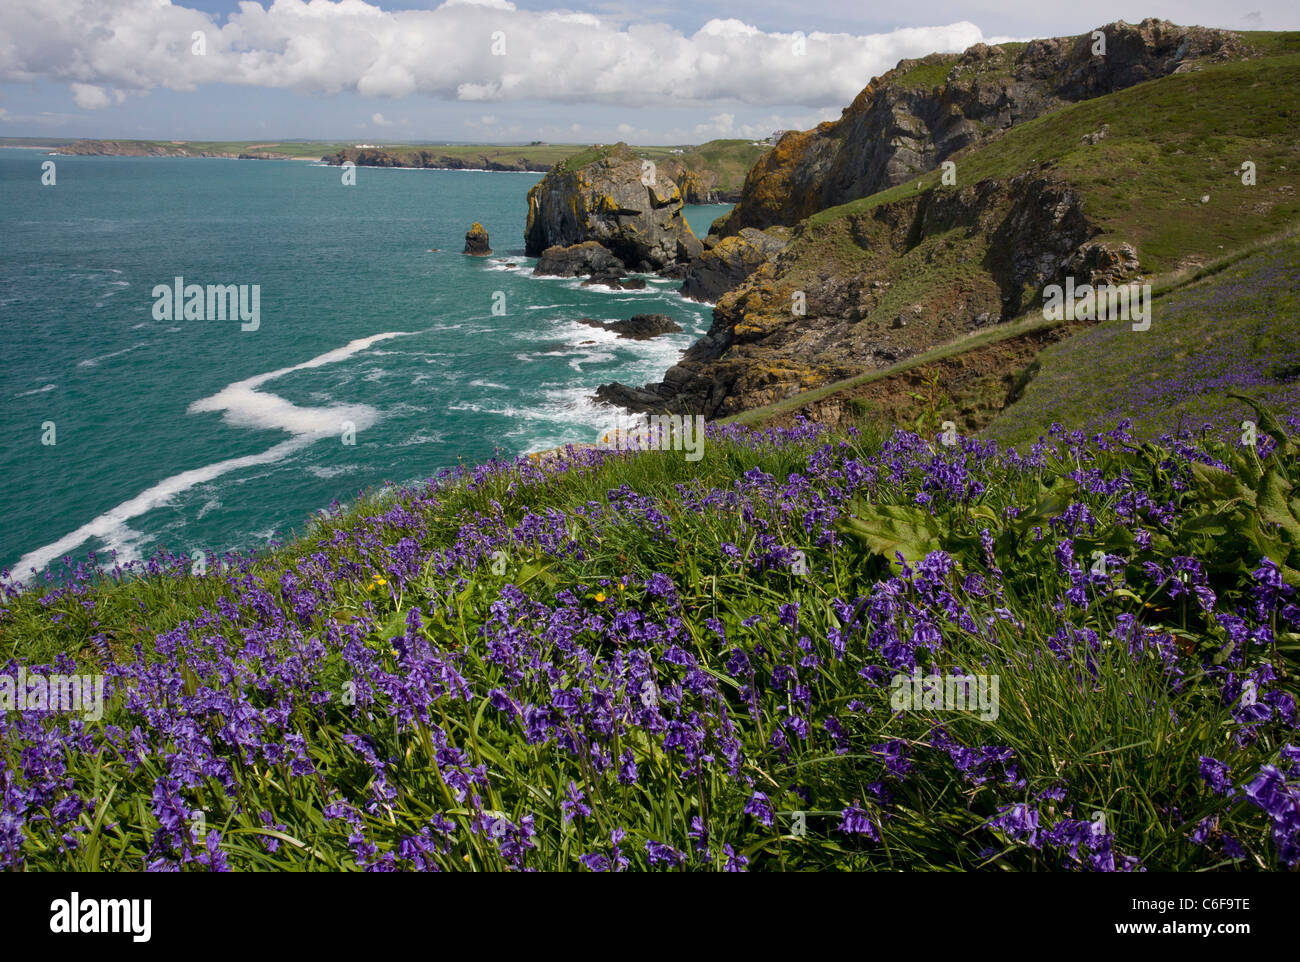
xmin=524 ymin=143 xmax=702 ymax=272
xmin=464 ymin=222 xmax=492 ymax=256
xmin=578 ymin=314 xmax=683 ymax=340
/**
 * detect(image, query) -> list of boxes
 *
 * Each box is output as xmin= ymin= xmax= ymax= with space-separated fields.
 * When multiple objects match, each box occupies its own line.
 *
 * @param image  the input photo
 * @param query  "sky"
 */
xmin=0 ymin=0 xmax=1293 ymax=145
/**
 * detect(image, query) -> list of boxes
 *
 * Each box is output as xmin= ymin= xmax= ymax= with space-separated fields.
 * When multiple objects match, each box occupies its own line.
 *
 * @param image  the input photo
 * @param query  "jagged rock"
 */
xmin=578 ymin=314 xmax=683 ymax=340
xmin=534 ymin=241 xmax=626 ymax=278
xmin=606 ymin=168 xmax=1107 ymax=417
xmin=716 ymin=19 xmax=1250 ymax=235
xmin=1081 ymin=124 xmax=1111 ymax=145
xmin=525 ymin=143 xmax=703 ymax=271
xmin=680 ymin=228 xmax=789 ymax=302
xmin=581 ymin=275 xmax=647 ymax=291
xmin=464 ymin=222 xmax=492 ymax=256
xmin=326 ymin=148 xmax=552 ymax=172
xmin=1064 ymin=241 xmax=1142 ymax=285
xmin=593 ymin=382 xmax=674 ymax=412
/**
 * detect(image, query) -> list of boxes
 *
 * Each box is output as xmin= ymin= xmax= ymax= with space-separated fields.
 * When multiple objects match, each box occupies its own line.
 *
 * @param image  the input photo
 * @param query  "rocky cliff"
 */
xmin=326 ymin=148 xmax=551 ymax=172
xmin=524 ymin=143 xmax=703 ymax=271
xmin=597 ymin=168 xmax=1141 ymax=416
xmin=680 ymin=228 xmax=789 ymax=303
xmin=715 ymin=19 xmax=1251 ymax=236
xmin=464 ymin=222 xmax=492 ymax=256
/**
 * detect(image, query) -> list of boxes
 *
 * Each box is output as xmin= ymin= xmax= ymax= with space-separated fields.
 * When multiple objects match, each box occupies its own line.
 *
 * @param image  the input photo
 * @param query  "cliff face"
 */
xmin=524 ymin=143 xmax=702 ymax=271
xmin=716 ymin=19 xmax=1250 ymax=235
xmin=596 ymin=169 xmax=1141 ymax=417
xmin=325 ymin=148 xmax=551 ymax=171
xmin=680 ymin=228 xmax=789 ymax=303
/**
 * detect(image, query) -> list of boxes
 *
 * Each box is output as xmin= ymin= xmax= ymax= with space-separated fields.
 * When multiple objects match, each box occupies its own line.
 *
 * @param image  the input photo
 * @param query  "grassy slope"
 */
xmin=807 ymin=52 xmax=1300 ymax=274
xmin=548 ymin=140 xmax=766 ymax=193
xmin=986 ymin=232 xmax=1300 ymax=445
xmin=18 ymin=139 xmax=766 ymax=186
xmin=715 ymin=47 xmax=1300 ymax=438
xmin=4 ymin=420 xmax=1300 ymax=871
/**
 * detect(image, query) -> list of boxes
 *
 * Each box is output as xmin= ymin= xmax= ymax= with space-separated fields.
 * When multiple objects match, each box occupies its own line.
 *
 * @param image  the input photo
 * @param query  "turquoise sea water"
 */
xmin=0 ymin=149 xmax=729 ymax=577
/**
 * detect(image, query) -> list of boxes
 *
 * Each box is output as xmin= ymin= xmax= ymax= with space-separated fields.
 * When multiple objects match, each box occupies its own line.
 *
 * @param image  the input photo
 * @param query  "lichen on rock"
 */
xmin=464 ymin=222 xmax=492 ymax=256
xmin=524 ymin=143 xmax=703 ymax=272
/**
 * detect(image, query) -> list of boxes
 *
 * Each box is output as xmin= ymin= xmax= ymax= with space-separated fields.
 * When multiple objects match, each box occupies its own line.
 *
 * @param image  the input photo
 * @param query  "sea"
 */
xmin=0 ymin=148 xmax=729 ymax=578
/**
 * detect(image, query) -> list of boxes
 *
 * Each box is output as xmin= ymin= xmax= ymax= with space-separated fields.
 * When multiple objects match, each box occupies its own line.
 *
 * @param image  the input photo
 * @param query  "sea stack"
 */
xmin=524 ymin=143 xmax=701 ymax=272
xmin=464 ymin=222 xmax=492 ymax=256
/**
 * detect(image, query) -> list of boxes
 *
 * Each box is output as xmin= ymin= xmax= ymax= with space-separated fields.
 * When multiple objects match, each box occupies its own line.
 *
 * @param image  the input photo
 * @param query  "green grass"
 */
xmin=807 ymin=52 xmax=1300 ymax=275
xmin=986 ymin=232 xmax=1300 ymax=446
xmin=4 ymin=415 xmax=1299 ymax=870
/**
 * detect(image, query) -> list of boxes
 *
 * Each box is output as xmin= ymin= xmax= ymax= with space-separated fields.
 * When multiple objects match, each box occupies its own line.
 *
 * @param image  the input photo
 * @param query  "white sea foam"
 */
xmin=77 ymin=342 xmax=149 ymax=368
xmin=306 ymin=464 xmax=359 ymax=479
xmin=396 ymin=429 xmax=445 ymax=447
xmin=13 ymin=383 xmax=56 ymax=398
xmin=11 ymin=436 xmax=310 ymax=578
xmin=187 ymin=331 xmax=412 ymax=437
xmin=569 ymin=350 xmax=614 ymax=372
xmin=12 ymin=331 xmax=413 ymax=580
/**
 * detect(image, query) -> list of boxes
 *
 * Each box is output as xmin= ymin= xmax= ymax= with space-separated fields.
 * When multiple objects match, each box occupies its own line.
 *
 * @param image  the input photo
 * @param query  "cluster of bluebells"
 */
xmin=0 ymin=414 xmax=1297 ymax=871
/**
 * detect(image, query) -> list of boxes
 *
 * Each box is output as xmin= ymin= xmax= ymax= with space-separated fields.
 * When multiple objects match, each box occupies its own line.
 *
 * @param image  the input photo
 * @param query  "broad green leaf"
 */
xmin=837 ymin=505 xmax=942 ymax=564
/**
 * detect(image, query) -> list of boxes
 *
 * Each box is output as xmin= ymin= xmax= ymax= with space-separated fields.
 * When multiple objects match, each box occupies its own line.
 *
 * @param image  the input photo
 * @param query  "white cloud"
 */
xmin=691 ymin=108 xmax=837 ymax=140
xmin=0 ymin=1 xmax=996 ymax=109
xmin=70 ymin=83 xmax=112 ymax=110
xmin=370 ymin=111 xmax=393 ymax=126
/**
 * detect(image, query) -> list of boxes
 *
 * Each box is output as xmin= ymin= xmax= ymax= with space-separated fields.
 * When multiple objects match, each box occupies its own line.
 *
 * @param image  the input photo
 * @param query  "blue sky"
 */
xmin=0 ymin=1 xmax=1293 ymax=144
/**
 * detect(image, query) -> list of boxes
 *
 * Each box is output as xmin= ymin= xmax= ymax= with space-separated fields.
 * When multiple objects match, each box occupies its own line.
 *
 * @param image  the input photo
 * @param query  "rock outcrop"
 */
xmin=464 ymin=222 xmax=492 ymax=256
xmin=680 ymin=228 xmax=789 ymax=302
xmin=578 ymin=314 xmax=683 ymax=340
xmin=596 ymin=167 xmax=1147 ymax=417
xmin=325 ymin=148 xmax=552 ymax=172
xmin=525 ymin=143 xmax=703 ymax=271
xmin=716 ymin=20 xmax=1250 ymax=235
xmin=534 ymin=241 xmax=625 ymax=278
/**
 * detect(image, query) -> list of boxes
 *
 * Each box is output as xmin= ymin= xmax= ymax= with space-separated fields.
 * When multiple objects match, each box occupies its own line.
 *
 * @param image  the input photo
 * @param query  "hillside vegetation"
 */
xmin=602 ymin=40 xmax=1300 ymax=421
xmin=2 ymin=413 xmax=1300 ymax=870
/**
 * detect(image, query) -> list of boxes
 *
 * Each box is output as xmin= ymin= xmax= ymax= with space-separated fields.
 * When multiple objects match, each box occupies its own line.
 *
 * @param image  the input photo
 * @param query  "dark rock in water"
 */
xmin=577 ymin=314 xmax=682 ymax=340
xmin=535 ymin=241 xmax=626 ymax=278
xmin=594 ymin=381 xmax=674 ymax=412
xmin=525 ymin=143 xmax=702 ymax=270
xmin=681 ymin=227 xmax=788 ymax=302
xmin=609 ymin=314 xmax=682 ymax=339
xmin=581 ymin=273 xmax=647 ymax=291
xmin=464 ymin=222 xmax=492 ymax=256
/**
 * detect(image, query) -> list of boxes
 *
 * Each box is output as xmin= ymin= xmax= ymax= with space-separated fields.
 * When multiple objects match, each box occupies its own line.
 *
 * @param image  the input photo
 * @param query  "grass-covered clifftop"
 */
xmin=3 ymin=412 xmax=1299 ymax=870
xmin=620 ymin=41 xmax=1300 ymax=420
